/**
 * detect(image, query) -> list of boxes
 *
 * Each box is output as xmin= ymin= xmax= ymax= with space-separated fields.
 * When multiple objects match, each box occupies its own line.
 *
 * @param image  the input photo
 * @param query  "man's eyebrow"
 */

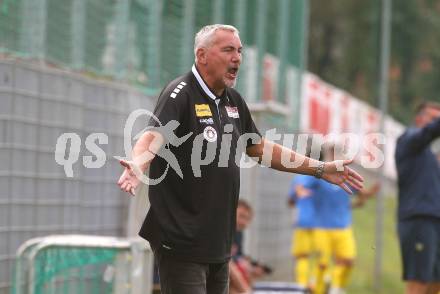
xmin=222 ymin=45 xmax=243 ymax=50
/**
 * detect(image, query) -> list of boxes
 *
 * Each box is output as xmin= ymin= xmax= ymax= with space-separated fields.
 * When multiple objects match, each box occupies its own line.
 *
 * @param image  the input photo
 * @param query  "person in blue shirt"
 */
xmin=290 ymin=144 xmax=378 ymax=294
xmin=395 ymin=102 xmax=440 ymax=294
xmin=288 ymin=174 xmax=319 ymax=289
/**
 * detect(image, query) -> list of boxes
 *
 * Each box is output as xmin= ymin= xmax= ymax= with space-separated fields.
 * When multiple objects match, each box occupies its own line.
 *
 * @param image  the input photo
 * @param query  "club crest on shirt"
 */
xmin=195 ymin=104 xmax=212 ymax=117
xmin=199 ymin=117 xmax=214 ymax=125
xmin=203 ymin=126 xmax=217 ymax=142
xmin=225 ymin=106 xmax=239 ymax=118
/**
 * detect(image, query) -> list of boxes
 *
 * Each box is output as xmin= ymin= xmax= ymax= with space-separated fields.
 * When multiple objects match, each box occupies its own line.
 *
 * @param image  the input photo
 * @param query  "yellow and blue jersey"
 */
xmin=305 ymin=177 xmax=354 ymax=229
xmin=290 ymin=176 xmax=355 ymax=229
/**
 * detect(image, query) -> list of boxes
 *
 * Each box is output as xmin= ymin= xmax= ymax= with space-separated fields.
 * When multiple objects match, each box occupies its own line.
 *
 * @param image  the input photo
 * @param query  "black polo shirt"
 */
xmin=139 ymin=65 xmax=261 ymax=263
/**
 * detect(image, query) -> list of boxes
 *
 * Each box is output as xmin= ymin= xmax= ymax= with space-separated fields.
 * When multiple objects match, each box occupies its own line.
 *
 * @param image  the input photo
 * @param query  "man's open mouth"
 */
xmin=226 ymin=67 xmax=239 ymax=79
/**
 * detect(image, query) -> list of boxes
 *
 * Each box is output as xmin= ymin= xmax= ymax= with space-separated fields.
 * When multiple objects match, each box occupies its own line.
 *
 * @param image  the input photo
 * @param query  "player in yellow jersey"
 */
xmin=288 ymin=174 xmax=319 ymax=290
xmin=291 ymin=144 xmax=378 ymax=294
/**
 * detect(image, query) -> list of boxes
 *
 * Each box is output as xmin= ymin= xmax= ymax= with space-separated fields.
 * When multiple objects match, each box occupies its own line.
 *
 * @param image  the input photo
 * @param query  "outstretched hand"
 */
xmin=117 ymin=159 xmax=142 ymax=196
xmin=322 ymin=159 xmax=364 ymax=194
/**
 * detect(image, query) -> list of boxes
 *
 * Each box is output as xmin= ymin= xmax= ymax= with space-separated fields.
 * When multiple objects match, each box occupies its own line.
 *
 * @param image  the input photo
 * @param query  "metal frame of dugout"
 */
xmin=12 ymin=235 xmax=153 ymax=294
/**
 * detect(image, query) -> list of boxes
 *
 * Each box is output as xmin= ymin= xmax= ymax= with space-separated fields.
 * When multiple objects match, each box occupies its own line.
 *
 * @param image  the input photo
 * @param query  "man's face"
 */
xmin=416 ymin=106 xmax=440 ymax=127
xmin=203 ymin=30 xmax=242 ymax=88
xmin=236 ymin=206 xmax=252 ymax=231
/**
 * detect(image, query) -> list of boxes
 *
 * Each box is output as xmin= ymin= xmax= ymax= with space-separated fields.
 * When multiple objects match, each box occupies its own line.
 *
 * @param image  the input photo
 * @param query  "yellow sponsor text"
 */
xmin=195 ymin=104 xmax=212 ymax=117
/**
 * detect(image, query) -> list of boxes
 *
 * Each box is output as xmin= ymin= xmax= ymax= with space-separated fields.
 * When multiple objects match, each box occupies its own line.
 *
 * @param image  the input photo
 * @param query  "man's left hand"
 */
xmin=322 ymin=159 xmax=363 ymax=194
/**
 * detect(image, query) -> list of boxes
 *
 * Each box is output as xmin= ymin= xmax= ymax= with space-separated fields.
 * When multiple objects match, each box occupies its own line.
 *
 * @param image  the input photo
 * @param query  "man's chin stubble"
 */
xmin=224 ymin=78 xmax=237 ymax=88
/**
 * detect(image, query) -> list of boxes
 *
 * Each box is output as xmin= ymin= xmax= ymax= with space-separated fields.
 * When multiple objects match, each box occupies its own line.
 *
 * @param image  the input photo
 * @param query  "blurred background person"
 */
xmin=230 ymin=200 xmax=272 ymax=294
xmin=395 ymin=102 xmax=440 ymax=294
xmin=232 ymin=200 xmax=254 ymax=260
xmin=288 ymin=173 xmax=318 ymax=291
xmin=291 ymin=144 xmax=378 ymax=294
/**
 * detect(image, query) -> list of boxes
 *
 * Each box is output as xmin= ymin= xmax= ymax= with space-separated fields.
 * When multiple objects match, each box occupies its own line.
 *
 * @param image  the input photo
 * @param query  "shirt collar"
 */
xmin=191 ymin=64 xmax=218 ymax=101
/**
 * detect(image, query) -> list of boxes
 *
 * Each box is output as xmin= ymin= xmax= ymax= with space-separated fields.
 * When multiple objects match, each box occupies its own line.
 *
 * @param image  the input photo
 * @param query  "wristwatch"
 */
xmin=315 ymin=161 xmax=325 ymax=178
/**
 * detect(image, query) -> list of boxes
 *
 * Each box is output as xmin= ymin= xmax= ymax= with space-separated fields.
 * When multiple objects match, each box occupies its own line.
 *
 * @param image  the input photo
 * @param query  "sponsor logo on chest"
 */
xmin=195 ymin=104 xmax=212 ymax=117
xmin=225 ymin=106 xmax=239 ymax=118
xmin=199 ymin=117 xmax=214 ymax=125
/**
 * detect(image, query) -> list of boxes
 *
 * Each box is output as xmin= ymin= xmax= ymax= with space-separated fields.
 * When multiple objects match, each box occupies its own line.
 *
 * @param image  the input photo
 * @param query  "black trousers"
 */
xmin=154 ymin=248 xmax=229 ymax=294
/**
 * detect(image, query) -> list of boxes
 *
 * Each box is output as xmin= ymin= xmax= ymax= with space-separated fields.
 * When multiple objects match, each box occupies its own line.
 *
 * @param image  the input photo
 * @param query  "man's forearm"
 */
xmin=246 ymin=139 xmax=321 ymax=176
xmin=407 ymin=118 xmax=440 ymax=152
xmin=132 ymin=131 xmax=163 ymax=171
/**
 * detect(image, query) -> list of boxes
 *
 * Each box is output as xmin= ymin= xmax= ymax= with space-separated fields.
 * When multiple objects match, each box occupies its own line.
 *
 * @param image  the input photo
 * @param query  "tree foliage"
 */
xmin=308 ymin=0 xmax=440 ymax=124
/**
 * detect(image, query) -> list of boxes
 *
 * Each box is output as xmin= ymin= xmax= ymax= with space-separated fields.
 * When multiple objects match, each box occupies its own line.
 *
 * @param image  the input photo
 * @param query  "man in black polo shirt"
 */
xmin=395 ymin=102 xmax=440 ymax=294
xmin=117 ymin=24 xmax=363 ymax=294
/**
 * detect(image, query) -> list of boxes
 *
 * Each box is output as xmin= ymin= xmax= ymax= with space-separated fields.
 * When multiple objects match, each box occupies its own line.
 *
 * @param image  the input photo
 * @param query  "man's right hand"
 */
xmin=116 ymin=130 xmax=164 ymax=196
xmin=117 ymin=160 xmax=142 ymax=196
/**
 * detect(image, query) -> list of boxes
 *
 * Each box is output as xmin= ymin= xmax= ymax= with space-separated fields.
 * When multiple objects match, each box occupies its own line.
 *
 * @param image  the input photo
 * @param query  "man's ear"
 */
xmin=196 ymin=47 xmax=207 ymax=65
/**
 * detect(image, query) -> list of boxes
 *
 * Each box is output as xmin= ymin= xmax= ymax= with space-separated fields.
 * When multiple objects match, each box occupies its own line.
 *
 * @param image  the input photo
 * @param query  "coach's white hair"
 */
xmin=194 ymin=24 xmax=240 ymax=62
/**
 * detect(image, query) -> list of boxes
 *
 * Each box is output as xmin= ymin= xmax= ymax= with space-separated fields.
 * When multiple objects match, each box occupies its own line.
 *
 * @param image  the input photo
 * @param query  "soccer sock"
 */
xmin=295 ymin=257 xmax=310 ymax=287
xmin=340 ymin=264 xmax=353 ymax=288
xmin=332 ymin=263 xmax=352 ymax=289
xmin=314 ymin=264 xmax=328 ymax=294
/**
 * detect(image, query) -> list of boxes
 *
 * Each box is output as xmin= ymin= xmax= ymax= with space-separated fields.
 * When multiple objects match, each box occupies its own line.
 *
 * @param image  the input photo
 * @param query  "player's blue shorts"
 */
xmin=398 ymin=216 xmax=440 ymax=282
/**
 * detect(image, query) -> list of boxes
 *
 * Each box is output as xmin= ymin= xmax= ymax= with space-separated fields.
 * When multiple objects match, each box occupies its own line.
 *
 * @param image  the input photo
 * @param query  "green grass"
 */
xmin=348 ymin=196 xmax=404 ymax=293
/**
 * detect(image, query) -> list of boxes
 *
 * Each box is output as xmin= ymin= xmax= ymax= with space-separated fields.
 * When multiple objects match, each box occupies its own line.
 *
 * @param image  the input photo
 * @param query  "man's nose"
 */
xmin=232 ymin=51 xmax=241 ymax=63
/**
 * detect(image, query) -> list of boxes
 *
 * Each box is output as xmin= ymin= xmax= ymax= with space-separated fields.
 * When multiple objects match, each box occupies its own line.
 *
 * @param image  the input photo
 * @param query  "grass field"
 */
xmin=348 ymin=196 xmax=404 ymax=293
